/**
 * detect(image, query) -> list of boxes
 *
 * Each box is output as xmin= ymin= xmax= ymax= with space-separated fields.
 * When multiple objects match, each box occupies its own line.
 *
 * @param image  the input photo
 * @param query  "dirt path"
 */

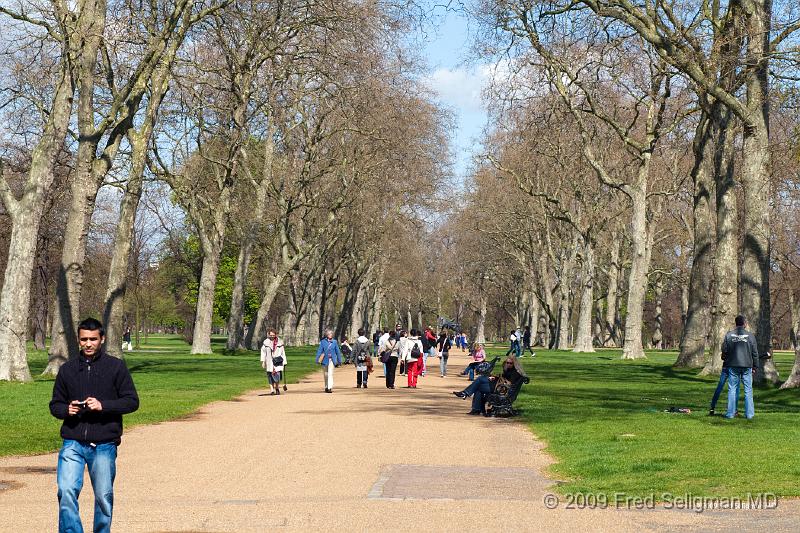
xmin=1 ymin=351 xmax=796 ymax=532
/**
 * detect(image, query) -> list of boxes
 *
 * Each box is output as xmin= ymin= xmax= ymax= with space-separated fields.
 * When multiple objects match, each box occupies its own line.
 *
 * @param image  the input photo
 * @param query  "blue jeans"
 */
xmin=57 ymin=439 xmax=117 ymax=533
xmin=710 ymin=370 xmax=728 ymax=411
xmin=464 ymin=376 xmax=493 ymax=413
xmin=506 ymin=340 xmax=521 ymax=358
xmin=726 ymin=367 xmax=754 ymax=419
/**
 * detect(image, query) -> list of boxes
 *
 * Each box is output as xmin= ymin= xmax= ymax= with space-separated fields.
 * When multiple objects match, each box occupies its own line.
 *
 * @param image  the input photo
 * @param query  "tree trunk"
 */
xmin=475 ymin=290 xmax=487 ymax=345
xmin=246 ymin=274 xmax=283 ymax=350
xmin=191 ymin=236 xmax=224 ymax=355
xmin=780 ymin=291 xmax=800 ymax=389
xmin=604 ymin=235 xmax=621 ymax=347
xmin=702 ymin=110 xmax=738 ymax=376
xmin=573 ymin=242 xmax=595 ymax=353
xmin=0 ymin=210 xmax=44 ymax=381
xmin=651 ymin=277 xmax=663 ymax=350
xmin=622 ymin=174 xmax=652 ymax=360
xmin=676 ymin=111 xmax=715 ymax=368
xmin=31 ymin=241 xmax=50 ymax=351
xmin=225 ymin=236 xmax=256 ymax=351
xmin=740 ymin=2 xmax=777 ymax=384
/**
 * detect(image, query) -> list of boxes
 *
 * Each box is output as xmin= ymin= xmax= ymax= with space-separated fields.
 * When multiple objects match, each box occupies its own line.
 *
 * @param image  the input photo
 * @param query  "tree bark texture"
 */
xmin=573 ymin=242 xmax=595 ymax=353
xmin=603 ymin=235 xmax=621 ymax=347
xmin=780 ymin=291 xmax=800 ymax=389
xmin=622 ymin=177 xmax=653 ymax=360
xmin=702 ymin=110 xmax=738 ymax=376
xmin=676 ymin=114 xmax=715 ymax=368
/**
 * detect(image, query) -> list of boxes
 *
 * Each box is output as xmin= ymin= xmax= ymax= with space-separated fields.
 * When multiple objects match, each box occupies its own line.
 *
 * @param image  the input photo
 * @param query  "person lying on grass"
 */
xmin=453 ymin=356 xmax=526 ymax=415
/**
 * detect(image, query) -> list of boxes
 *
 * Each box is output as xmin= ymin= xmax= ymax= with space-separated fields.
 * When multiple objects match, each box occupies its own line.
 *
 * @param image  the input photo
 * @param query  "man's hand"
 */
xmin=85 ymin=397 xmax=103 ymax=411
xmin=68 ymin=401 xmax=82 ymax=416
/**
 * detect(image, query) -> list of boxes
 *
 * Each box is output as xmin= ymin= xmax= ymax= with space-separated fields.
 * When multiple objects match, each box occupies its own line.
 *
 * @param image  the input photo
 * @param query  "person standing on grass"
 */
xmin=522 ymin=326 xmax=535 ymax=357
xmin=261 ymin=329 xmax=286 ymax=395
xmin=437 ymin=331 xmax=452 ymax=377
xmin=721 ymin=315 xmax=759 ymax=419
xmin=381 ymin=331 xmax=400 ymax=389
xmin=122 ymin=327 xmax=132 ymax=352
xmin=352 ymin=328 xmax=373 ymax=388
xmin=49 ymin=317 xmax=140 ymax=533
xmin=708 ymin=349 xmax=730 ymax=416
xmin=315 ymin=329 xmax=342 ymax=393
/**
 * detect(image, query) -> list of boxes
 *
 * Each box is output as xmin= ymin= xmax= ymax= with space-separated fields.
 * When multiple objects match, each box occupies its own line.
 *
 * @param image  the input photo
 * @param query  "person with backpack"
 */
xmin=260 ymin=329 xmax=287 ymax=395
xmin=437 ymin=331 xmax=452 ymax=377
xmin=352 ymin=328 xmax=373 ymax=388
xmin=403 ymin=329 xmax=424 ymax=388
xmin=315 ymin=329 xmax=342 ymax=393
xmin=398 ymin=329 xmax=408 ymax=376
xmin=380 ymin=331 xmax=400 ymax=389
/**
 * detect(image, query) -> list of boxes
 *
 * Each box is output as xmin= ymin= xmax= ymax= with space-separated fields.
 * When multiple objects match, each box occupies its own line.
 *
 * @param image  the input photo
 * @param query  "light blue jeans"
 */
xmin=57 ymin=439 xmax=117 ymax=533
xmin=726 ymin=367 xmax=754 ymax=419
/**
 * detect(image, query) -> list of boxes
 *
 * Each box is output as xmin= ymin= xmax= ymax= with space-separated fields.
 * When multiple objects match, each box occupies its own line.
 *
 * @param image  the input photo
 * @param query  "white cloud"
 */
xmin=423 ymin=65 xmax=491 ymax=113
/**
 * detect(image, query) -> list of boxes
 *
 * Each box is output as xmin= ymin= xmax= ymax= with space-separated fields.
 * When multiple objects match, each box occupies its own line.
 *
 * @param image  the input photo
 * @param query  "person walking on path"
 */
xmin=403 ymin=329 xmax=424 ymax=388
xmin=341 ymin=337 xmax=353 ymax=365
xmin=380 ymin=331 xmax=400 ymax=389
xmin=316 ymin=330 xmax=342 ymax=393
xmin=378 ymin=329 xmax=390 ymax=376
xmin=437 ymin=331 xmax=452 ymax=377
xmin=49 ymin=317 xmax=140 ymax=533
xmin=422 ymin=326 xmax=437 ymax=376
xmin=352 ymin=329 xmax=373 ymax=388
xmin=398 ymin=329 xmax=408 ymax=376
xmin=261 ymin=329 xmax=287 ymax=395
xmin=721 ymin=315 xmax=759 ymax=419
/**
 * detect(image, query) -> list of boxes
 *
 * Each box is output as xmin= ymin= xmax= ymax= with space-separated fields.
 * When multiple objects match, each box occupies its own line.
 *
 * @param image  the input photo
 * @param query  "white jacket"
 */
xmin=402 ymin=337 xmax=424 ymax=362
xmin=261 ymin=338 xmax=287 ymax=372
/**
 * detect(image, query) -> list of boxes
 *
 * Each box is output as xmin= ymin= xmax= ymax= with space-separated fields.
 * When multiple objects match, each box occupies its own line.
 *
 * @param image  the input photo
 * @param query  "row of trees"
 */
xmin=443 ymin=0 xmax=799 ymax=386
xmin=0 ymin=0 xmax=449 ymax=381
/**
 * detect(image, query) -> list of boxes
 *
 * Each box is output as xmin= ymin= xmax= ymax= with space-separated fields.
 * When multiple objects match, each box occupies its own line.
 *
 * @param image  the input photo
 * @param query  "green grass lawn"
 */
xmin=500 ymin=347 xmax=800 ymax=499
xmin=0 ymin=335 xmax=318 ymax=457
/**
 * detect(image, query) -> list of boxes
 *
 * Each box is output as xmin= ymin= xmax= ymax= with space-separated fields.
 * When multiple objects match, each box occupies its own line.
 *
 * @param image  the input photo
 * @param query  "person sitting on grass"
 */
xmin=453 ymin=356 xmax=526 ymax=415
xmin=459 ymin=343 xmax=486 ymax=380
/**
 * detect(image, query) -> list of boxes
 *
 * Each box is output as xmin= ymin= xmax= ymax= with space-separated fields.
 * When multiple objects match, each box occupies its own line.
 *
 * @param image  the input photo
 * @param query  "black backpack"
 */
xmin=410 ymin=342 xmax=421 ymax=359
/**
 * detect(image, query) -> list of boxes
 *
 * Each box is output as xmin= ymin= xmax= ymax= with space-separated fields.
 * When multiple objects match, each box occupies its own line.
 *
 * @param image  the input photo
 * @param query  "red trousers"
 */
xmin=407 ymin=359 xmax=420 ymax=387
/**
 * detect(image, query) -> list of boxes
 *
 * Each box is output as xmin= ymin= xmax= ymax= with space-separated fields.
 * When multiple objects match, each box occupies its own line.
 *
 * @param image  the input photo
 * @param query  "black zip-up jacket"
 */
xmin=721 ymin=327 xmax=759 ymax=369
xmin=49 ymin=349 xmax=139 ymax=444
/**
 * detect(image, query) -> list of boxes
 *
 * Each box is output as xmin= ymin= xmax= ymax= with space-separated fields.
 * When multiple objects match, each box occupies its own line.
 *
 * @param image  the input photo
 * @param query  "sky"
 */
xmin=417 ymin=9 xmax=490 ymax=183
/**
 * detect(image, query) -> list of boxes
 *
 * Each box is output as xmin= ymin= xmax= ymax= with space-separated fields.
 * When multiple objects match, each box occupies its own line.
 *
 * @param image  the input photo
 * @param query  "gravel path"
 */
xmin=1 ymin=351 xmax=796 ymax=532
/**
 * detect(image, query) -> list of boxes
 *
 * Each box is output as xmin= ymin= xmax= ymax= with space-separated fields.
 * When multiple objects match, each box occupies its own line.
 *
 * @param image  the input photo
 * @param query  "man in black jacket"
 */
xmin=50 ymin=317 xmax=139 ymax=533
xmin=720 ymin=315 xmax=758 ymax=420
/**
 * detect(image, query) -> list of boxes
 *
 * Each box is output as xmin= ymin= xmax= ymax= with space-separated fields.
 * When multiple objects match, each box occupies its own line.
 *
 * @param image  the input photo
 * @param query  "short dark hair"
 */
xmin=358 ymin=328 xmax=365 ymax=336
xmin=735 ymin=315 xmax=746 ymax=327
xmin=389 ymin=331 xmax=396 ymax=339
xmin=77 ymin=317 xmax=105 ymax=336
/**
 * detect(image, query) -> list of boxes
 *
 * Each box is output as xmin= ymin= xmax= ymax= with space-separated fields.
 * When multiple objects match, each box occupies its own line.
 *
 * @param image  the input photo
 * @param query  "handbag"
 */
xmin=272 ymin=355 xmax=284 ymax=367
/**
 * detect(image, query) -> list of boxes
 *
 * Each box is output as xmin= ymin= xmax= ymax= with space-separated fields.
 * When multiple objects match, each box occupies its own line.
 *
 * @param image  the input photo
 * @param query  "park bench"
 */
xmin=485 ymin=374 xmax=530 ymax=417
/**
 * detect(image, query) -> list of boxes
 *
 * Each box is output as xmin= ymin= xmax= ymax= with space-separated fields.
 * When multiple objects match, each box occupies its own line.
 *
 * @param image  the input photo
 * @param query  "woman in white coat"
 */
xmin=261 ymin=329 xmax=287 ymax=395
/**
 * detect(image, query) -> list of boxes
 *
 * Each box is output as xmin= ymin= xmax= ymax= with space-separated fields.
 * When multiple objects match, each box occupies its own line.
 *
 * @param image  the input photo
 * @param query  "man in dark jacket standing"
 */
xmin=721 ymin=315 xmax=758 ymax=420
xmin=50 ymin=318 xmax=139 ymax=533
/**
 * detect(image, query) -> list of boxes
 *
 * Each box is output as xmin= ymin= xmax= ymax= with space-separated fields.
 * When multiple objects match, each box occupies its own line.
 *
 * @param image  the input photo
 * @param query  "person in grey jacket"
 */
xmin=721 ymin=315 xmax=759 ymax=419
